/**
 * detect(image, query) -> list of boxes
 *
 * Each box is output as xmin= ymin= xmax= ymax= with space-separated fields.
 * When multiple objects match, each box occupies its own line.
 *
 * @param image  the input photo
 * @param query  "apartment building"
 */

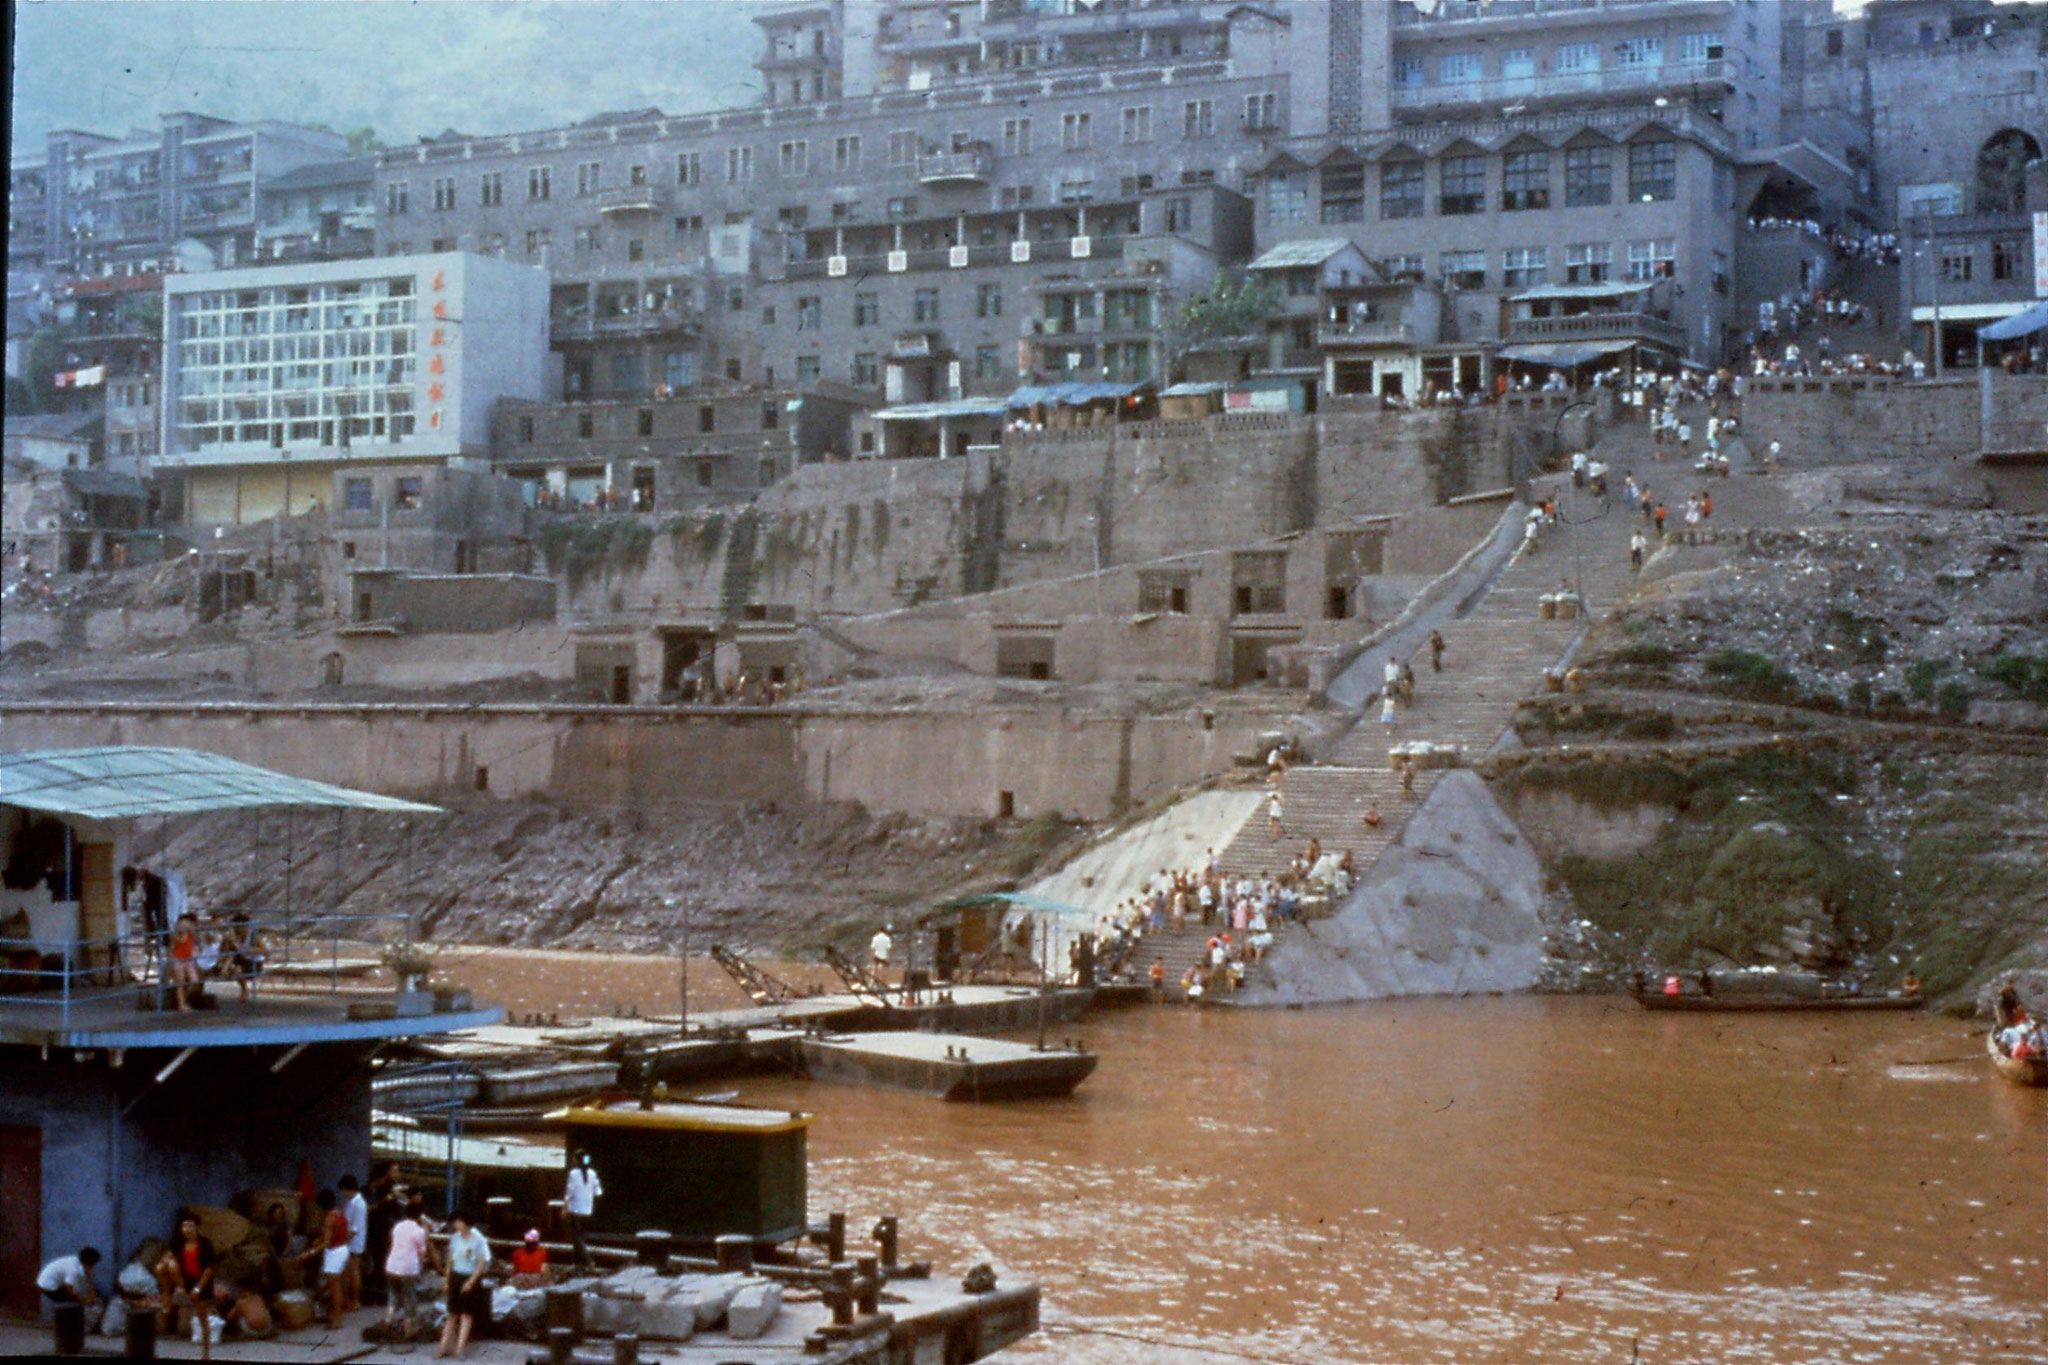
xmin=255 ymin=158 xmax=377 ymax=264
xmin=9 ymin=112 xmax=350 ymax=278
xmin=158 ymin=251 xmax=550 ymax=526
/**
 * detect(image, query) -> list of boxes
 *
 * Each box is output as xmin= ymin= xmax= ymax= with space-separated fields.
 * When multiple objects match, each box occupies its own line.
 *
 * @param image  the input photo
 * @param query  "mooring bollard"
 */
xmin=715 ymin=1233 xmax=754 ymax=1273
xmin=124 ymin=1300 xmax=157 ymax=1360
xmin=486 ymin=1195 xmax=516 ymax=1239
xmin=828 ymin=1262 xmax=857 ymax=1325
xmin=611 ymin=1332 xmax=640 ymax=1365
xmin=827 ymin=1210 xmax=847 ymax=1264
xmin=854 ymin=1254 xmax=880 ymax=1315
xmin=52 ymin=1300 xmax=87 ymax=1356
xmin=872 ymin=1215 xmax=899 ymax=1269
xmin=547 ymin=1325 xmax=577 ymax=1365
xmin=635 ymin=1230 xmax=670 ymax=1267
xmin=543 ymin=1286 xmax=584 ymax=1339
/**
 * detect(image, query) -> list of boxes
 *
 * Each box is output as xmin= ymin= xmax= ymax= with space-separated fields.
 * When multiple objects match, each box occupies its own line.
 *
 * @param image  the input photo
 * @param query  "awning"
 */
xmin=1978 ymin=299 xmax=2048 ymax=341
xmin=1910 ymin=301 xmax=2034 ymax=325
xmin=62 ymin=467 xmax=146 ymax=499
xmin=1159 ymin=382 xmax=1225 ymax=397
xmin=1497 ymin=340 xmax=1637 ymax=367
xmin=871 ymin=398 xmax=1009 ymax=422
xmin=1005 ymin=381 xmax=1150 ymax=408
xmin=0 ymin=746 xmax=442 ymax=820
xmin=1510 ymin=282 xmax=1652 ymax=304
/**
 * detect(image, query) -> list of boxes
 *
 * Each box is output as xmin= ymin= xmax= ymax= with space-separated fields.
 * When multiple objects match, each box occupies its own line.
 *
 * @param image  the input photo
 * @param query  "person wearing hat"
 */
xmin=509 ymin=1231 xmax=550 ymax=1287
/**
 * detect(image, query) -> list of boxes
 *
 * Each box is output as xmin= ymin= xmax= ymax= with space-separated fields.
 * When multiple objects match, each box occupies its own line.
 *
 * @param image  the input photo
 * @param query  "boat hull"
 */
xmin=1988 ymin=1033 xmax=2048 ymax=1087
xmin=1632 ymin=991 xmax=1923 ymax=1013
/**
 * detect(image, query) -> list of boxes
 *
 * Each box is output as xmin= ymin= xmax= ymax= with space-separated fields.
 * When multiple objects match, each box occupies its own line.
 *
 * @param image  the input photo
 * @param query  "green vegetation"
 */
xmin=1905 ymin=657 xmax=1944 ymax=701
xmin=1826 ymin=607 xmax=1889 ymax=663
xmin=538 ymin=518 xmax=653 ymax=593
xmin=1935 ymin=680 xmax=1972 ymax=719
xmin=1704 ymin=648 xmax=1795 ymax=699
xmin=999 ymin=811 xmax=1069 ymax=880
xmin=1167 ymin=271 xmax=1283 ymax=356
xmin=1976 ymin=653 xmax=2048 ymax=706
xmin=1516 ymin=702 xmax=1677 ymax=741
xmin=1512 ymin=749 xmax=2047 ymax=996
xmin=1610 ymin=640 xmax=1676 ymax=666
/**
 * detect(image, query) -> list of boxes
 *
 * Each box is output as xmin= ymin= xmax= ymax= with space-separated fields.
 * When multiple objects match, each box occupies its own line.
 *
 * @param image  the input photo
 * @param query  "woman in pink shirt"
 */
xmin=382 ymin=1205 xmax=436 ymax=1331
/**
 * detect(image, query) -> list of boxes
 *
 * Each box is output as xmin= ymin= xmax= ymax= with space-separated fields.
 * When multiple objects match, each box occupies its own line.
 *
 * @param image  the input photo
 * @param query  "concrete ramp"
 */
xmin=1238 ymin=770 xmax=1546 ymax=1005
xmin=1026 ymin=788 xmax=1262 ymax=921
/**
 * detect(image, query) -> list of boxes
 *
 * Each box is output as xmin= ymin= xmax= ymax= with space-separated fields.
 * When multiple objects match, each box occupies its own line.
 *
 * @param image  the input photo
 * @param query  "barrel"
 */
xmin=52 ymin=1301 xmax=87 ymax=1355
xmin=124 ymin=1305 xmax=158 ymax=1360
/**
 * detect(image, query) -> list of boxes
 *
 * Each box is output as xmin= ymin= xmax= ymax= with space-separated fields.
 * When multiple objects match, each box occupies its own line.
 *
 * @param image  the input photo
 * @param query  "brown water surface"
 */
xmin=444 ymin=953 xmax=2045 ymax=1363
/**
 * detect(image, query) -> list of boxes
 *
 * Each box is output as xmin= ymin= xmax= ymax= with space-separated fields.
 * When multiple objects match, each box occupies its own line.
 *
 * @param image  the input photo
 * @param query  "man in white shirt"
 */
xmin=339 ymin=1174 xmax=369 ymax=1312
xmin=869 ymin=926 xmax=893 ymax=974
xmin=38 ymin=1247 xmax=100 ymax=1307
xmin=565 ymin=1153 xmax=604 ymax=1267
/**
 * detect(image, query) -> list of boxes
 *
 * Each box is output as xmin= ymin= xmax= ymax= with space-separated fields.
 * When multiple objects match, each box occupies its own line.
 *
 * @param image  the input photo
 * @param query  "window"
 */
xmin=1122 ymin=106 xmax=1152 ymax=143
xmin=577 ymin=161 xmax=602 ymax=196
xmin=990 ymin=120 xmax=1027 ymax=163
xmin=665 ymin=350 xmax=696 ymax=389
xmin=1440 ymin=155 xmax=1485 ymax=215
xmin=889 ymin=131 xmax=916 ymax=166
xmin=1940 ymin=249 xmax=1975 ymax=283
xmin=1244 ymin=93 xmax=1278 ymax=129
xmin=1062 ymin=113 xmax=1092 ymax=151
xmin=1991 ymin=240 xmax=2022 ymax=281
xmin=796 ymin=354 xmax=821 ymax=384
xmin=1438 ymin=53 xmax=1481 ymax=84
xmin=1711 ymin=249 xmax=1730 ymax=294
xmin=1825 ymin=29 xmax=1844 ymax=57
xmin=1164 ymin=195 xmax=1193 ymax=233
xmin=1381 ymin=160 xmax=1424 ymax=219
xmin=760 ymin=305 xmax=776 ymax=325
xmin=777 ymin=205 xmax=809 ymax=229
xmin=976 ymin=282 xmax=1003 ymax=318
xmin=830 ymin=200 xmax=862 ymax=222
xmin=1625 ymin=238 xmax=1677 ymax=281
xmin=1554 ymin=42 xmax=1598 ymax=74
xmin=974 ymin=345 xmax=1000 ymax=381
xmin=726 ymin=147 xmax=753 ymax=182
xmin=1263 ymin=172 xmax=1308 ymax=225
xmin=528 ymin=166 xmax=551 ymax=200
xmin=698 ymin=404 xmax=716 ymax=433
xmin=1565 ymin=242 xmax=1612 ymax=283
xmin=854 ymin=291 xmax=879 ymax=326
xmin=432 ymin=236 xmax=457 ymax=252
xmin=386 ymin=181 xmax=409 ymax=215
xmin=480 ymin=171 xmax=503 ymax=206
xmin=834 ymin=136 xmax=860 ymax=172
xmin=1119 ymin=174 xmax=1155 ymax=197
xmin=696 ymin=462 xmax=715 ymax=489
xmin=629 ymin=164 xmax=647 ymax=185
xmin=574 ymin=226 xmax=601 ymax=254
xmin=1502 ymin=246 xmax=1548 ymax=288
xmin=796 ymin=296 xmax=821 ymax=331
xmin=1441 ymin=250 xmax=1485 ymax=289
xmin=724 ymin=358 xmax=742 ymax=381
xmin=1394 ymin=57 xmax=1425 ymax=87
xmin=675 ymin=214 xmax=703 ymax=237
xmin=761 ymin=401 xmax=779 ymax=431
xmin=779 ymin=140 xmax=809 ymax=176
xmin=1320 ymin=163 xmax=1365 ymax=223
xmin=627 ymin=237 xmax=645 ymax=261
xmin=1565 ymin=146 xmax=1612 ymax=206
xmin=526 ymin=228 xmax=551 ymax=256
xmin=1000 ymin=184 xmax=1034 ymax=209
xmin=1628 ymin=141 xmax=1677 ymax=202
xmin=728 ymin=286 xmax=745 ymax=312
xmin=1678 ymin=32 xmax=1723 ymax=64
xmin=517 ymin=414 xmax=536 ymax=442
xmin=677 ymin=152 xmax=701 ymax=186
xmin=1057 ymin=178 xmax=1094 ymax=204
xmin=1501 ymin=48 xmax=1536 ymax=80
xmin=852 ymin=352 xmax=879 ymax=386
xmin=343 ymin=477 xmax=373 ymax=511
xmin=1502 ymin=150 xmax=1549 ymax=210
xmin=576 ymin=411 xmax=596 ymax=439
xmin=1138 ymin=570 xmax=1191 ymax=615
xmin=913 ymin=288 xmax=940 ymax=322
xmin=1615 ymin=37 xmax=1663 ymax=68
xmin=637 ymin=408 xmax=655 ymax=437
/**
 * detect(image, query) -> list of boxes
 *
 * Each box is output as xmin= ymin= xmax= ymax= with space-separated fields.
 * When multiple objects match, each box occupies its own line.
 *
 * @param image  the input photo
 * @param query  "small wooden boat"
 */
xmin=1632 ymin=989 xmax=1923 ymax=1013
xmin=1987 ymin=1031 xmax=2048 ymax=1087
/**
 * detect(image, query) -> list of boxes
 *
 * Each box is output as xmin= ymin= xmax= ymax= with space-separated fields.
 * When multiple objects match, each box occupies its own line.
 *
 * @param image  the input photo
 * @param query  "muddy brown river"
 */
xmin=442 ymin=952 xmax=2044 ymax=1363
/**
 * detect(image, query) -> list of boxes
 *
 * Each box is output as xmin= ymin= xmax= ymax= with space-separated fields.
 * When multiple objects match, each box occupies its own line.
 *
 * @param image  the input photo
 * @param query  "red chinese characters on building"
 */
xmin=424 ymin=268 xmax=450 ymax=430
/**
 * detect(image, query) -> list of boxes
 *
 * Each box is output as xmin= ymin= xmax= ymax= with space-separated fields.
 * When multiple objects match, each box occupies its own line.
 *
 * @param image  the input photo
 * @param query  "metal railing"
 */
xmin=1505 ymin=310 xmax=1684 ymax=347
xmin=0 ymin=910 xmax=412 ymax=1030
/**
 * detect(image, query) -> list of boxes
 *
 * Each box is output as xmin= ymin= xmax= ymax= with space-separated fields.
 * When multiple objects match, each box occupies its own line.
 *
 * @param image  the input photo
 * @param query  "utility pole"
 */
xmin=1925 ymin=202 xmax=1944 ymax=379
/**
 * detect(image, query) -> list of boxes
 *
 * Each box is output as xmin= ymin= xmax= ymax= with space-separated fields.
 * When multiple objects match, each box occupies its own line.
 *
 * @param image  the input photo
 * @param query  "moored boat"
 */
xmin=1986 ymin=1030 xmax=2048 ymax=1087
xmin=1633 ymin=990 xmax=1923 ymax=1013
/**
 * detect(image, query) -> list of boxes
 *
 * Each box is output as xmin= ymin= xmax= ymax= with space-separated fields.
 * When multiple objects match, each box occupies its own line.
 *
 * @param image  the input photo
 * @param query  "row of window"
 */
xmin=382 ymin=97 xmax=1272 ymax=215
xmin=1410 ymin=239 xmax=1679 ymax=290
xmin=1937 ymin=239 xmax=2030 ymax=284
xmin=1393 ymin=31 xmax=1734 ymax=87
xmin=1270 ymin=142 xmax=1678 ymax=226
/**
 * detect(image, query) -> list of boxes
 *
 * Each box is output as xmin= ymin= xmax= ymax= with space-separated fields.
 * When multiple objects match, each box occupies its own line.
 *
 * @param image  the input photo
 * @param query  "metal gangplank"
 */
xmin=822 ymin=945 xmax=896 ymax=1007
xmin=710 ymin=944 xmax=801 ymax=1007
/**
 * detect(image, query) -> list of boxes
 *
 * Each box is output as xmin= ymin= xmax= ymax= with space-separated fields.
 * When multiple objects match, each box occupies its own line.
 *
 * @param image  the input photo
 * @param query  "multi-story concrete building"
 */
xmin=255 ymin=158 xmax=377 ymax=264
xmin=157 ymin=251 xmax=550 ymax=525
xmin=9 ymin=113 xmax=350 ymax=279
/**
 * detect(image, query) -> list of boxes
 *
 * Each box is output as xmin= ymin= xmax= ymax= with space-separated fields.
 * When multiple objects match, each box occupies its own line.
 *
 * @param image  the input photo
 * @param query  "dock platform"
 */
xmin=799 ymin=1030 xmax=1097 ymax=1101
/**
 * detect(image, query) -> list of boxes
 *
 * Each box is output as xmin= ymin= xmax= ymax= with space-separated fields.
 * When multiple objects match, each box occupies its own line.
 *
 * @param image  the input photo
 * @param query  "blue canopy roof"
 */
xmin=0 ymin=746 xmax=441 ymax=820
xmin=1005 ymin=381 xmax=1150 ymax=408
xmin=1979 ymin=299 xmax=2048 ymax=341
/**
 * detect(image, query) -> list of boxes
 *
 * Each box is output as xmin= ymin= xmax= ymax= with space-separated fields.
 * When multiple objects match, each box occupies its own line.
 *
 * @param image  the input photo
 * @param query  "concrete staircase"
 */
xmin=1215 ymin=477 xmax=1642 ymax=883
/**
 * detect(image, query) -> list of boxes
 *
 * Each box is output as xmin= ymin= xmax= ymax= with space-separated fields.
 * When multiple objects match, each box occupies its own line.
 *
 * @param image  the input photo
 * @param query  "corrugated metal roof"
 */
xmin=1247 ymin=237 xmax=1359 ymax=271
xmin=259 ymin=158 xmax=374 ymax=192
xmin=871 ymin=398 xmax=1010 ymax=421
xmin=0 ymin=746 xmax=442 ymax=820
xmin=1497 ymin=340 xmax=1636 ymax=367
xmin=1510 ymin=282 xmax=1652 ymax=304
xmin=1976 ymin=300 xmax=2048 ymax=339
xmin=1005 ymin=381 xmax=1150 ymax=407
xmin=1160 ymin=382 xmax=1225 ymax=396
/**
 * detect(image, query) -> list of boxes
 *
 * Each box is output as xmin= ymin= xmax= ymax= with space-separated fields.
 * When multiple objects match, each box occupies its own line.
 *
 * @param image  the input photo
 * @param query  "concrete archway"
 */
xmin=1975 ymin=128 xmax=2042 ymax=212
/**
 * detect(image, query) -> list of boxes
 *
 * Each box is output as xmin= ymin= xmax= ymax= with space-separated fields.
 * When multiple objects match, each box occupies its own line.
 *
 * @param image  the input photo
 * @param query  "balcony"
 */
xmin=1319 ymin=320 xmax=1416 ymax=348
xmin=1392 ymin=58 xmax=1735 ymax=114
xmin=1505 ymin=310 xmax=1683 ymax=348
xmin=918 ymin=143 xmax=994 ymax=186
xmin=596 ymin=182 xmax=670 ymax=215
xmin=551 ymin=306 xmax=701 ymax=340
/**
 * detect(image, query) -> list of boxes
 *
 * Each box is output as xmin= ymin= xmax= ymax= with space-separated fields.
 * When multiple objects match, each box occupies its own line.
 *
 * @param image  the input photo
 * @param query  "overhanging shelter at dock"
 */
xmin=0 ymin=745 xmax=500 ymax=1318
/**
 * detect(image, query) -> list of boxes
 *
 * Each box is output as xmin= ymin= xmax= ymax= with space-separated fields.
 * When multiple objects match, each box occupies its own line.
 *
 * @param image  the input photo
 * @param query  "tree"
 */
xmin=346 ymin=127 xmax=385 ymax=158
xmin=1167 ymin=270 xmax=1281 ymax=362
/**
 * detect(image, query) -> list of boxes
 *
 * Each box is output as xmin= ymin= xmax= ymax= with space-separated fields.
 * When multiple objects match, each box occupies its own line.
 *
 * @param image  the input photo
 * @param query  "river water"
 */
xmin=443 ymin=954 xmax=2044 ymax=1363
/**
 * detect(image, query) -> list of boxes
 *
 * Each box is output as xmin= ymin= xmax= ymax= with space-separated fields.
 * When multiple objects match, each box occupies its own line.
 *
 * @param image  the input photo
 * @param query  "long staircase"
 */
xmin=1215 ymin=474 xmax=1645 ymax=887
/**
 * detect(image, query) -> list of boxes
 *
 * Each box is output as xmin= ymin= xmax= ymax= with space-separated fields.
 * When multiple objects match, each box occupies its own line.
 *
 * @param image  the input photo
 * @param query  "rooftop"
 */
xmin=0 ymin=985 xmax=500 ymax=1050
xmin=0 ymin=745 xmax=439 ymax=821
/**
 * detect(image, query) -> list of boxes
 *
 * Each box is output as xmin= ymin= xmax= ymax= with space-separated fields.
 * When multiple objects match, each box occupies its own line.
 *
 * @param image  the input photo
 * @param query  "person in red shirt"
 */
xmin=509 ymin=1230 xmax=550 ymax=1287
xmin=153 ymin=1211 xmax=217 ymax=1304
